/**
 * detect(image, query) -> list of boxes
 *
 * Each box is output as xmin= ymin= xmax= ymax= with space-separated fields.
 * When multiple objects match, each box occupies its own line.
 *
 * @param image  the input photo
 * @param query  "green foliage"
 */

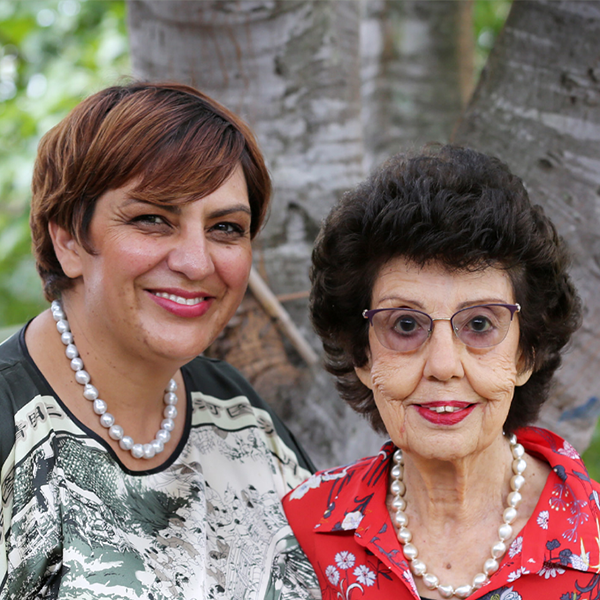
xmin=582 ymin=425 xmax=600 ymax=481
xmin=473 ymin=0 xmax=512 ymax=73
xmin=0 ymin=0 xmax=129 ymax=326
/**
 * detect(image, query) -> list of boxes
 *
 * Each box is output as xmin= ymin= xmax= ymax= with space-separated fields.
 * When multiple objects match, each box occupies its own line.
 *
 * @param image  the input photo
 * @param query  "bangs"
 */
xmin=128 ymin=116 xmax=246 ymax=206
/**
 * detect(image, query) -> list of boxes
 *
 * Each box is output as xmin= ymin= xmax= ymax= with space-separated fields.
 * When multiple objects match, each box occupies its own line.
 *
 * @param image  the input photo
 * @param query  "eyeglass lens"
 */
xmin=369 ymin=305 xmax=516 ymax=352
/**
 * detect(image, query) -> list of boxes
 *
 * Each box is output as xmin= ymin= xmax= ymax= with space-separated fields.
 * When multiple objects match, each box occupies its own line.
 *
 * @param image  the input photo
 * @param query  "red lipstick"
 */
xmin=415 ymin=402 xmax=476 ymax=426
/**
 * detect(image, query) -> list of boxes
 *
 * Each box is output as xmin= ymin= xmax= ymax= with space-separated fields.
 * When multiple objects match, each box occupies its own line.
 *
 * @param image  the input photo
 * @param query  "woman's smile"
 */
xmin=148 ymin=289 xmax=215 ymax=318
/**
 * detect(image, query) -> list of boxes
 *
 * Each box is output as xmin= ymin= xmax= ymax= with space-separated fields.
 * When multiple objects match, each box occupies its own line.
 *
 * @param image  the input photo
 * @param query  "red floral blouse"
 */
xmin=283 ymin=427 xmax=600 ymax=600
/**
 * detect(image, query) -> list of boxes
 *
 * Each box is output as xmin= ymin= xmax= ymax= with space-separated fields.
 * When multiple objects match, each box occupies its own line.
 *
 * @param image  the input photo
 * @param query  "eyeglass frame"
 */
xmin=362 ymin=303 xmax=521 ymax=352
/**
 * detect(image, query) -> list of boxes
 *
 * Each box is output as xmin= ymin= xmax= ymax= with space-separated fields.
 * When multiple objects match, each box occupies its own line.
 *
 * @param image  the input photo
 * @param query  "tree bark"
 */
xmin=127 ymin=0 xmax=384 ymax=467
xmin=361 ymin=0 xmax=473 ymax=170
xmin=453 ymin=0 xmax=600 ymax=452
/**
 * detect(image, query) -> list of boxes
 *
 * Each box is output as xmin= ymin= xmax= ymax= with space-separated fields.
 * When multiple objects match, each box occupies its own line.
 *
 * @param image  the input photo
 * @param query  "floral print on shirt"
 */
xmin=284 ymin=427 xmax=600 ymax=600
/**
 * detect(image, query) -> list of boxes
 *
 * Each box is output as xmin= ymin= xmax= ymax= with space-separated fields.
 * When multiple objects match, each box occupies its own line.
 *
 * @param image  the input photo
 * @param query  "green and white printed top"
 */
xmin=0 ymin=329 xmax=320 ymax=600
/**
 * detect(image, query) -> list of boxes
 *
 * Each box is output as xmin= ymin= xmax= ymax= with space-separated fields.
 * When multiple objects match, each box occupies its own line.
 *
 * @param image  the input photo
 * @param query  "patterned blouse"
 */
xmin=283 ymin=427 xmax=600 ymax=600
xmin=0 ymin=328 xmax=320 ymax=600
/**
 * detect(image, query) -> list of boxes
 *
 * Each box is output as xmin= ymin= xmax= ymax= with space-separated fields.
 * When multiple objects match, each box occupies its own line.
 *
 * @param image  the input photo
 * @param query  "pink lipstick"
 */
xmin=148 ymin=289 xmax=213 ymax=318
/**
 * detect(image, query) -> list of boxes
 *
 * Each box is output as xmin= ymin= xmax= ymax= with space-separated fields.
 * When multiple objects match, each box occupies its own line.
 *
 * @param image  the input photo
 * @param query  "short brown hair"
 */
xmin=30 ymin=81 xmax=271 ymax=301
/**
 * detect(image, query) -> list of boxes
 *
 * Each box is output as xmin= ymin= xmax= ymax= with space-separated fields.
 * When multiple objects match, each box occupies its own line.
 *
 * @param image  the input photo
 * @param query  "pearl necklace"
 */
xmin=51 ymin=299 xmax=178 ymax=460
xmin=390 ymin=434 xmax=527 ymax=599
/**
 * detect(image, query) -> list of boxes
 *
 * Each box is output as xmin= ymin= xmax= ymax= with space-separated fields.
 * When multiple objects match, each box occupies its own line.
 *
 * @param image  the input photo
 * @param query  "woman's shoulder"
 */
xmin=283 ymin=442 xmax=393 ymax=519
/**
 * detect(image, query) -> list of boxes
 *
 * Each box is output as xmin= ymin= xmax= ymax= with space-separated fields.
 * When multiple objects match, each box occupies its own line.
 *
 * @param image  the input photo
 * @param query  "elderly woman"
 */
xmin=0 ymin=82 xmax=319 ymax=599
xmin=283 ymin=146 xmax=598 ymax=600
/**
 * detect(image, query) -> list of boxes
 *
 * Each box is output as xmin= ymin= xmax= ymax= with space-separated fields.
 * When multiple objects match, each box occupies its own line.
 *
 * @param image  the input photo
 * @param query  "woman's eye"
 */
xmin=393 ymin=315 xmax=419 ymax=335
xmin=212 ymin=222 xmax=246 ymax=236
xmin=133 ymin=214 xmax=168 ymax=226
xmin=467 ymin=316 xmax=493 ymax=333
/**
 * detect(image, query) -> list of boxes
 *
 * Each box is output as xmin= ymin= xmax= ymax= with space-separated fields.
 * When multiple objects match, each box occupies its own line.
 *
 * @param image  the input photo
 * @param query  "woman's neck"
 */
xmin=25 ymin=306 xmax=187 ymax=470
xmin=400 ymin=433 xmax=513 ymax=527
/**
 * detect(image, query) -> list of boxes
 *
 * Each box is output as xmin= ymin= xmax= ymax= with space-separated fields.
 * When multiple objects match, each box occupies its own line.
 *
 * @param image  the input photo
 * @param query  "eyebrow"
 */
xmin=378 ymin=296 xmax=511 ymax=310
xmin=123 ymin=197 xmax=252 ymax=218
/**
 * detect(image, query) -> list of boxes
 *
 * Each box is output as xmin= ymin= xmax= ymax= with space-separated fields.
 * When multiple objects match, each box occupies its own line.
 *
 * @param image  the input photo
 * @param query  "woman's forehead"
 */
xmin=372 ymin=258 xmax=515 ymax=308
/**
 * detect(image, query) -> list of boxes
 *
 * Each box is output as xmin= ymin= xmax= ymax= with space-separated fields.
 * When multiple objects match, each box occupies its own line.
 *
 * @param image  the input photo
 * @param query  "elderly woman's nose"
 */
xmin=167 ymin=232 xmax=216 ymax=279
xmin=422 ymin=321 xmax=465 ymax=381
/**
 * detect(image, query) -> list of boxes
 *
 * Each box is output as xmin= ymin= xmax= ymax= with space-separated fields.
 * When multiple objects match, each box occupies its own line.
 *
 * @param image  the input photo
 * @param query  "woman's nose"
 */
xmin=422 ymin=320 xmax=465 ymax=381
xmin=166 ymin=231 xmax=216 ymax=280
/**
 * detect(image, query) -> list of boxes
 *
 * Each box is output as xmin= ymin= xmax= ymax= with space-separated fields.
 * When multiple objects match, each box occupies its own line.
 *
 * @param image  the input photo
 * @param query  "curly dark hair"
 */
xmin=310 ymin=145 xmax=582 ymax=435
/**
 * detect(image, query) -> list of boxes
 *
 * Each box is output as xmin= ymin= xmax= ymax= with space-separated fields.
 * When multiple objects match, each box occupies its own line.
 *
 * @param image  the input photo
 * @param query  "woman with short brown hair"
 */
xmin=0 ymin=82 xmax=318 ymax=600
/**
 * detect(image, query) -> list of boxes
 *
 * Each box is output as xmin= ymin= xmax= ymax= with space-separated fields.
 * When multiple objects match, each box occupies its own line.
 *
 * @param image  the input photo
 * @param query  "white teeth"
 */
xmin=428 ymin=406 xmax=461 ymax=413
xmin=154 ymin=292 xmax=204 ymax=306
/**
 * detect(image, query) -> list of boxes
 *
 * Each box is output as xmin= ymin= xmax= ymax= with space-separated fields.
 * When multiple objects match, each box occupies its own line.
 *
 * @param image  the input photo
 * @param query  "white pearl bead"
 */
xmin=455 ymin=584 xmax=473 ymax=598
xmin=70 ymin=357 xmax=83 ymax=371
xmin=397 ymin=527 xmax=412 ymax=544
xmin=56 ymin=319 xmax=70 ymax=333
xmin=164 ymin=405 xmax=177 ymax=420
xmin=438 ymin=584 xmax=454 ymax=598
xmin=392 ymin=496 xmax=406 ymax=511
xmin=100 ymin=412 xmax=115 ymax=428
xmin=61 ymin=331 xmax=73 ymax=345
xmin=143 ymin=443 xmax=155 ymax=459
xmin=512 ymin=443 xmax=525 ymax=459
xmin=164 ymin=392 xmax=178 ymax=406
xmin=410 ymin=559 xmax=427 ymax=576
xmin=507 ymin=491 xmax=522 ymax=507
xmin=52 ymin=309 xmax=65 ymax=322
xmin=391 ymin=480 xmax=406 ymax=496
xmin=511 ymin=474 xmax=525 ymax=491
xmin=166 ymin=378 xmax=177 ymax=392
xmin=472 ymin=572 xmax=488 ymax=589
xmin=503 ymin=506 xmax=517 ymax=524
xmin=93 ymin=399 xmax=107 ymax=415
xmin=151 ymin=439 xmax=165 ymax=454
xmin=109 ymin=425 xmax=124 ymax=440
xmin=394 ymin=511 xmax=408 ymax=527
xmin=484 ymin=558 xmax=499 ymax=575
xmin=512 ymin=458 xmax=527 ymax=475
xmin=508 ymin=433 xmax=517 ymax=445
xmin=83 ymin=384 xmax=98 ymax=401
xmin=161 ymin=418 xmax=175 ymax=432
xmin=498 ymin=523 xmax=513 ymax=541
xmin=423 ymin=573 xmax=439 ymax=589
xmin=120 ymin=436 xmax=134 ymax=450
xmin=393 ymin=449 xmax=403 ymax=463
xmin=156 ymin=429 xmax=171 ymax=443
xmin=403 ymin=543 xmax=418 ymax=560
xmin=75 ymin=370 xmax=90 ymax=385
xmin=131 ymin=444 xmax=144 ymax=459
xmin=491 ymin=540 xmax=507 ymax=558
xmin=65 ymin=344 xmax=78 ymax=359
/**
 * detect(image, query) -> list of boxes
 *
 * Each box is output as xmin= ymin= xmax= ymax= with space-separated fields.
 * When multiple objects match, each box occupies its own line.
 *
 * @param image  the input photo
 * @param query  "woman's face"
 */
xmin=355 ymin=258 xmax=532 ymax=462
xmin=52 ymin=164 xmax=252 ymax=365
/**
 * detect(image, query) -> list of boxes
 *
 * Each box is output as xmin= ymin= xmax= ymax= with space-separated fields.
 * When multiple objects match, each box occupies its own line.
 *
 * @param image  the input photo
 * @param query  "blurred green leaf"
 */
xmin=0 ymin=0 xmax=129 ymax=326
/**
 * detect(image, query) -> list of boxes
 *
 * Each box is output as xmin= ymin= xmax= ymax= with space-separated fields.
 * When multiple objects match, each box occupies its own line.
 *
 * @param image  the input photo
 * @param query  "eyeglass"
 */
xmin=362 ymin=303 xmax=521 ymax=353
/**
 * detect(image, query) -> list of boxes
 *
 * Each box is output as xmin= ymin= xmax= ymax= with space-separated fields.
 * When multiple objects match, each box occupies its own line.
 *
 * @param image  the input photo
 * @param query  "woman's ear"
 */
xmin=48 ymin=221 xmax=83 ymax=279
xmin=355 ymin=361 xmax=374 ymax=391
xmin=515 ymin=350 xmax=534 ymax=387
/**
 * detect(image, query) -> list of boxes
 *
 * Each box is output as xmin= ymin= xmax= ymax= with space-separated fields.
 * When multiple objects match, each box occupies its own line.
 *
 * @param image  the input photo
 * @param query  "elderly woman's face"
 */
xmin=53 ymin=164 xmax=252 ymax=364
xmin=355 ymin=258 xmax=532 ymax=462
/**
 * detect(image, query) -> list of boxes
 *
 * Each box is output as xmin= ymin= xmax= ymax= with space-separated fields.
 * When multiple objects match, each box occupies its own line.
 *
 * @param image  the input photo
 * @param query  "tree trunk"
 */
xmin=453 ymin=0 xmax=600 ymax=452
xmin=127 ymin=0 xmax=384 ymax=467
xmin=361 ymin=0 xmax=473 ymax=170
